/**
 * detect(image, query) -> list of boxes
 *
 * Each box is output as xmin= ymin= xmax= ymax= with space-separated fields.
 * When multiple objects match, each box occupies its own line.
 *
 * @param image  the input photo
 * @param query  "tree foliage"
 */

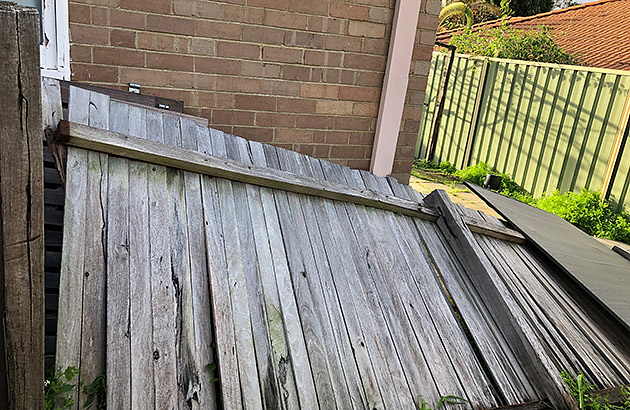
xmin=491 ymin=0 xmax=553 ymax=16
xmin=448 ymin=24 xmax=580 ymax=64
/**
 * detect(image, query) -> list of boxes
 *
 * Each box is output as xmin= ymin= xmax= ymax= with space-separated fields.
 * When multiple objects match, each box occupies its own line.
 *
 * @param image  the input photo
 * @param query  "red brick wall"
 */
xmin=68 ymin=0 xmax=439 ymax=182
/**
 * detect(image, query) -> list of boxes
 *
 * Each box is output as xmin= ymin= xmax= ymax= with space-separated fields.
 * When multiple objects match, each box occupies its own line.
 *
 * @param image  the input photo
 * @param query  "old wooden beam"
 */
xmin=57 ymin=120 xmax=439 ymax=221
xmin=462 ymin=215 xmax=527 ymax=244
xmin=425 ymin=189 xmax=578 ymax=410
xmin=0 ymin=3 xmax=45 ymax=408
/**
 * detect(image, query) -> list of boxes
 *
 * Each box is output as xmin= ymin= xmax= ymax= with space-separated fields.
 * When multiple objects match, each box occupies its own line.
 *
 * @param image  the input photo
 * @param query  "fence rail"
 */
xmin=417 ymin=52 xmax=630 ymax=211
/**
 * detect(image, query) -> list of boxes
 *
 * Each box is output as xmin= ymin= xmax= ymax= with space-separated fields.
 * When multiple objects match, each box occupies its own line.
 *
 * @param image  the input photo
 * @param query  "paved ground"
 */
xmin=409 ymin=175 xmax=503 ymax=219
xmin=410 ymin=174 xmax=630 ymax=253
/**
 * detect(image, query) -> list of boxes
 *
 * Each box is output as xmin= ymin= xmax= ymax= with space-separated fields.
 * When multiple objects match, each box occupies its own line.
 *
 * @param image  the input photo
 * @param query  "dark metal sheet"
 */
xmin=467 ymin=183 xmax=630 ymax=331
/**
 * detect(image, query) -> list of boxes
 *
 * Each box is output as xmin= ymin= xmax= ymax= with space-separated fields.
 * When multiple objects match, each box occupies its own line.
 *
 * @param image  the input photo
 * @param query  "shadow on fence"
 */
xmin=417 ymin=52 xmax=630 ymax=212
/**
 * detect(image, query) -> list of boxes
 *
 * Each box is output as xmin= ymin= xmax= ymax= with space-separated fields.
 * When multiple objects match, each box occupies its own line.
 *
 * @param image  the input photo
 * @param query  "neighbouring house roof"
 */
xmin=437 ymin=0 xmax=630 ymax=70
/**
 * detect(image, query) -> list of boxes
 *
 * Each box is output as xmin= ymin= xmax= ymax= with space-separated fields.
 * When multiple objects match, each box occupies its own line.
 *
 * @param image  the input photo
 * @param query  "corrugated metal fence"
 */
xmin=417 ymin=52 xmax=630 ymax=211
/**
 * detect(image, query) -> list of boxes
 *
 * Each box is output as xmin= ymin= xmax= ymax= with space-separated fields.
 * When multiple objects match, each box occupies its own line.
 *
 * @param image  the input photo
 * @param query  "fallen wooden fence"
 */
xmin=48 ymin=83 xmax=630 ymax=409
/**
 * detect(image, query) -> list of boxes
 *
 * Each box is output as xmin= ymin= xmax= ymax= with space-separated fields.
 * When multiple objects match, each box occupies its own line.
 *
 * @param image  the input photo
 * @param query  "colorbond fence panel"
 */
xmin=418 ymin=53 xmax=630 ymax=211
xmin=417 ymin=53 xmax=484 ymax=167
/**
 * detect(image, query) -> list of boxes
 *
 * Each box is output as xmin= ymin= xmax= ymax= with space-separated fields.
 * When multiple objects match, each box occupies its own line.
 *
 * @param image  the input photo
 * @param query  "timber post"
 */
xmin=0 ymin=3 xmax=45 ymax=408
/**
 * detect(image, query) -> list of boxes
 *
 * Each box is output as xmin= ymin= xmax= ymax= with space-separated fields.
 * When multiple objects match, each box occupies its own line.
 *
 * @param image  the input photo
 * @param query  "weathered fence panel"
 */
xmin=417 ymin=52 xmax=630 ymax=210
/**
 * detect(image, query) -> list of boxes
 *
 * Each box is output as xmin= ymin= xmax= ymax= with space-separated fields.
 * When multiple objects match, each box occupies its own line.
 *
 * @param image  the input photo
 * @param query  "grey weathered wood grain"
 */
xmin=166 ymin=166 xmax=201 ymax=409
xmin=148 ymin=163 xmax=179 ymax=409
xmin=274 ymin=150 xmax=340 ymax=409
xmin=228 ymin=138 xmax=280 ymax=409
xmin=56 ymin=85 xmax=91 ymax=407
xmin=216 ymin=177 xmax=264 ymax=409
xmin=338 ymin=176 xmax=440 ymax=408
xmin=181 ymin=122 xmax=217 ymax=407
xmin=261 ymin=145 xmax=320 ymax=410
xmin=128 ymin=160 xmax=155 ymax=409
xmin=42 ymin=77 xmax=63 ymax=129
xmin=280 ymin=150 xmax=356 ymax=409
xmin=308 ymin=158 xmax=384 ymax=410
xmin=106 ymin=100 xmax=131 ymax=408
xmin=425 ymin=190 xmax=578 ymax=410
xmin=57 ymin=121 xmax=437 ymax=221
xmin=126 ymin=105 xmax=156 ymax=409
xmin=200 ymin=175 xmax=243 ymax=409
xmin=248 ymin=141 xmax=303 ymax=409
xmin=76 ymin=91 xmax=110 ymax=408
xmin=481 ymin=235 xmax=616 ymax=386
xmin=317 ymin=160 xmax=411 ymax=409
xmin=509 ymin=242 xmax=630 ymax=382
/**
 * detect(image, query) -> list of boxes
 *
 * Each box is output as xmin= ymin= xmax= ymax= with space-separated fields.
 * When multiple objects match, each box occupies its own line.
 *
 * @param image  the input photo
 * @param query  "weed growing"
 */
xmin=416 ymin=394 xmax=469 ymax=410
xmin=561 ymin=371 xmax=630 ymax=410
xmin=45 ymin=366 xmax=106 ymax=410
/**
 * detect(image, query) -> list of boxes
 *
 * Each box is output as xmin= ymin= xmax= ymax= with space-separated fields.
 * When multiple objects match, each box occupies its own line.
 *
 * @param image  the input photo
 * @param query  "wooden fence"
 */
xmin=49 ymin=82 xmax=630 ymax=409
xmin=417 ymin=52 xmax=630 ymax=211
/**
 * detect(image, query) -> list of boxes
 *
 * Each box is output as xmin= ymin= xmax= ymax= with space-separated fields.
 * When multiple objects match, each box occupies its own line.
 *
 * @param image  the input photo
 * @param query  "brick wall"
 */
xmin=68 ymin=0 xmax=439 ymax=183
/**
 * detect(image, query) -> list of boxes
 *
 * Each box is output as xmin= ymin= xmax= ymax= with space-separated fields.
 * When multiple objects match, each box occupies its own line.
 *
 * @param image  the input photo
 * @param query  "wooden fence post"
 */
xmin=0 ymin=3 xmax=45 ymax=409
xmin=462 ymin=58 xmax=489 ymax=168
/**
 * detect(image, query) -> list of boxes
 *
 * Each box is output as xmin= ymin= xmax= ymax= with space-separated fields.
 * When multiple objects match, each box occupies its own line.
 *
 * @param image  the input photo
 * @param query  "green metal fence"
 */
xmin=417 ymin=52 xmax=630 ymax=211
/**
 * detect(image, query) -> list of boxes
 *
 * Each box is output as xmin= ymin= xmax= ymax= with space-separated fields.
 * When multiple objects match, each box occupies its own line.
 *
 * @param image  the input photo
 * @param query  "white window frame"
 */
xmin=40 ymin=0 xmax=70 ymax=80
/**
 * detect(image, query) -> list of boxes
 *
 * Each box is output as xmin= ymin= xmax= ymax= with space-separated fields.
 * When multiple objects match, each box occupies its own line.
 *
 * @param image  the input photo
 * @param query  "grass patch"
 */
xmin=412 ymin=160 xmax=630 ymax=245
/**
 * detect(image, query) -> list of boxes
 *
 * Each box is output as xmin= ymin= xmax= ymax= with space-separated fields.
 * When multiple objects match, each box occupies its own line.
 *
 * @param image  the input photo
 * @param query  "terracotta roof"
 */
xmin=436 ymin=0 xmax=630 ymax=70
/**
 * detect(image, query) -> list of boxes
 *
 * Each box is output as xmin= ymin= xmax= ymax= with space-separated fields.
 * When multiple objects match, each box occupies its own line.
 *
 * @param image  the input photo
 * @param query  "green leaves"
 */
xmin=534 ymin=189 xmax=630 ymax=244
xmin=44 ymin=367 xmax=106 ymax=410
xmin=416 ymin=394 xmax=470 ymax=410
xmin=561 ymin=371 xmax=630 ymax=410
xmin=448 ymin=25 xmax=580 ymax=65
xmin=44 ymin=366 xmax=79 ymax=410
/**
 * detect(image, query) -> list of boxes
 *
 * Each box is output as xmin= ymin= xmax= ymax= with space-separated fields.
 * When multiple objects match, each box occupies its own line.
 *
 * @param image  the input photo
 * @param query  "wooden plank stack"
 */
xmin=51 ymin=82 xmax=630 ymax=409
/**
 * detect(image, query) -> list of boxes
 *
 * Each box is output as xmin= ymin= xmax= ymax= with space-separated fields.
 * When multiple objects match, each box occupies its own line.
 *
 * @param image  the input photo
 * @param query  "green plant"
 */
xmin=561 ymin=371 xmax=630 ymax=410
xmin=45 ymin=366 xmax=79 ymax=410
xmin=83 ymin=374 xmax=106 ymax=410
xmin=534 ymin=189 xmax=630 ymax=244
xmin=448 ymin=24 xmax=580 ymax=64
xmin=454 ymin=162 xmax=531 ymax=200
xmin=414 ymin=159 xmax=458 ymax=174
xmin=416 ymin=395 xmax=469 ymax=410
xmin=439 ymin=2 xmax=474 ymax=28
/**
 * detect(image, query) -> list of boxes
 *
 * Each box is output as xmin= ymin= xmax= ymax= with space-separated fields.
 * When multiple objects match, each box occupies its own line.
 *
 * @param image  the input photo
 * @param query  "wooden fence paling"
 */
xmin=425 ymin=189 xmax=579 ymax=410
xmin=0 ymin=3 xmax=45 ymax=408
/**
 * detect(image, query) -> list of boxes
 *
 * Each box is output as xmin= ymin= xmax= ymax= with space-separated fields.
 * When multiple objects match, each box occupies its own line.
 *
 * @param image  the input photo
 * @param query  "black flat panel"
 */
xmin=467 ymin=183 xmax=630 ymax=331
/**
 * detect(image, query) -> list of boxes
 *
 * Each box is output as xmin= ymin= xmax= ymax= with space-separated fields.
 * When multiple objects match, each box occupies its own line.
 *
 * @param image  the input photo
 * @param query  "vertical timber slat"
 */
xmin=0 ymin=4 xmax=44 ymax=408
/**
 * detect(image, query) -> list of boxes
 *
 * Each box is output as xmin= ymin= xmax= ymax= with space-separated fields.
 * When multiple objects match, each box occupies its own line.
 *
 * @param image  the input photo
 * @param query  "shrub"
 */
xmin=414 ymin=159 xmax=458 ymax=174
xmin=534 ymin=189 xmax=630 ymax=244
xmin=448 ymin=24 xmax=580 ymax=65
xmin=454 ymin=162 xmax=530 ymax=200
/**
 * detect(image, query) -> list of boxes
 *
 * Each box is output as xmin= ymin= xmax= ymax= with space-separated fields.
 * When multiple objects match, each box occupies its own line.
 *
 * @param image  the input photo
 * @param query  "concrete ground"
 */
xmin=410 ymin=174 xmax=630 ymax=254
xmin=409 ymin=175 xmax=503 ymax=219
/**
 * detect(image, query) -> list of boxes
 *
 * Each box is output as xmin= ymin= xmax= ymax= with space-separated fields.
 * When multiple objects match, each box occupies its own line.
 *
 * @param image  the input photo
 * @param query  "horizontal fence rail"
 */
xmin=417 ymin=52 xmax=630 ymax=211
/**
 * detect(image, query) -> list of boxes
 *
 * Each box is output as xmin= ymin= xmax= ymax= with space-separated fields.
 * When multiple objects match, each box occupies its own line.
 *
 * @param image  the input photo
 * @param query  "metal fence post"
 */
xmin=600 ymin=89 xmax=630 ymax=202
xmin=462 ymin=58 xmax=489 ymax=168
xmin=425 ymin=42 xmax=456 ymax=162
